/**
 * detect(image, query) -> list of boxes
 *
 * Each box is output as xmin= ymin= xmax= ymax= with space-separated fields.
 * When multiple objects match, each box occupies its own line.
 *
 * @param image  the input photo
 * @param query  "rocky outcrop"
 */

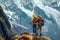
xmin=0 ymin=6 xmax=11 ymax=30
xmin=0 ymin=6 xmax=16 ymax=40
xmin=13 ymin=32 xmax=51 ymax=40
xmin=0 ymin=35 xmax=5 ymax=40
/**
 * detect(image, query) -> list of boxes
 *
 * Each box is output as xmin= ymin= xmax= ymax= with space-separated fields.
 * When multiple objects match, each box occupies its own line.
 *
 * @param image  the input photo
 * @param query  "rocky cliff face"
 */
xmin=0 ymin=6 xmax=15 ymax=40
xmin=0 ymin=6 xmax=11 ymax=30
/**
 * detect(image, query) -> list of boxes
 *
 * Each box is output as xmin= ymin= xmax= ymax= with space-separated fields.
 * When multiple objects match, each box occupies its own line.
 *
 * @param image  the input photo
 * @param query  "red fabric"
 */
xmin=34 ymin=16 xmax=42 ymax=24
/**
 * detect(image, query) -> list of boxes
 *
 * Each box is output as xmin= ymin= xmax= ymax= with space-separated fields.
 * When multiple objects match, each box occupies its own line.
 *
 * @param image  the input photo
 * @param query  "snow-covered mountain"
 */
xmin=0 ymin=0 xmax=60 ymax=40
xmin=41 ymin=0 xmax=60 ymax=11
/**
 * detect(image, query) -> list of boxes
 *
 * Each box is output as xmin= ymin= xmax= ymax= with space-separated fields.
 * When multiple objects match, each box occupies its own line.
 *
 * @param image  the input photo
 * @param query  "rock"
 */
xmin=0 ymin=6 xmax=16 ymax=40
xmin=13 ymin=32 xmax=51 ymax=40
xmin=0 ymin=35 xmax=5 ymax=40
xmin=20 ymin=32 xmax=30 ymax=35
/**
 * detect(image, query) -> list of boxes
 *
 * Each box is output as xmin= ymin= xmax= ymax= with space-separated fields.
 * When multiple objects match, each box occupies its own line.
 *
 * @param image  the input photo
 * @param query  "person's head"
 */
xmin=32 ymin=14 xmax=36 ymax=18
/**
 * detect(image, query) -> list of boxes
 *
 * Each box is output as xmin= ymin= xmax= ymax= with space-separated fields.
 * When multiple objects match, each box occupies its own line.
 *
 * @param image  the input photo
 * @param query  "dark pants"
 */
xmin=33 ymin=24 xmax=36 ymax=34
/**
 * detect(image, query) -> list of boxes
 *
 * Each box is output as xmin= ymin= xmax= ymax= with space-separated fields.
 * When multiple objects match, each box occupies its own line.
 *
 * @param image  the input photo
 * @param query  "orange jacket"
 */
xmin=34 ymin=16 xmax=42 ymax=24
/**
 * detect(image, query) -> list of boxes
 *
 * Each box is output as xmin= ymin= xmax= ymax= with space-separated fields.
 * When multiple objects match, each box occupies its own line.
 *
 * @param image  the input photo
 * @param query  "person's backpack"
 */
xmin=41 ymin=18 xmax=44 ymax=26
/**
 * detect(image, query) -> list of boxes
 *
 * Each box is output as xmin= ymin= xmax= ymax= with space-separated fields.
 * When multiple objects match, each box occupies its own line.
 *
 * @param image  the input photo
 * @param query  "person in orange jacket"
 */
xmin=34 ymin=16 xmax=44 ymax=36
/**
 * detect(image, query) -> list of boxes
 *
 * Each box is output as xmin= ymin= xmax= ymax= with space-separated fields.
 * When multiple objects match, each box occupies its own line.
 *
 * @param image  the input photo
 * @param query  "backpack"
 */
xmin=40 ymin=18 xmax=44 ymax=26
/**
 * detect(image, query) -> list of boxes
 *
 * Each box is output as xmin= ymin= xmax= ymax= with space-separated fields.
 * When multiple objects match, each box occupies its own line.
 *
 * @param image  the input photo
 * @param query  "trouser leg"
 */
xmin=33 ymin=24 xmax=36 ymax=34
xmin=40 ymin=26 xmax=42 ymax=36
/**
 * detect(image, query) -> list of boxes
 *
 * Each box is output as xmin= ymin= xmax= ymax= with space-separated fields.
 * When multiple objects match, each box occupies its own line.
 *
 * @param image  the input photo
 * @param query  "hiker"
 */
xmin=34 ymin=16 xmax=44 ymax=36
xmin=30 ymin=14 xmax=37 ymax=34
